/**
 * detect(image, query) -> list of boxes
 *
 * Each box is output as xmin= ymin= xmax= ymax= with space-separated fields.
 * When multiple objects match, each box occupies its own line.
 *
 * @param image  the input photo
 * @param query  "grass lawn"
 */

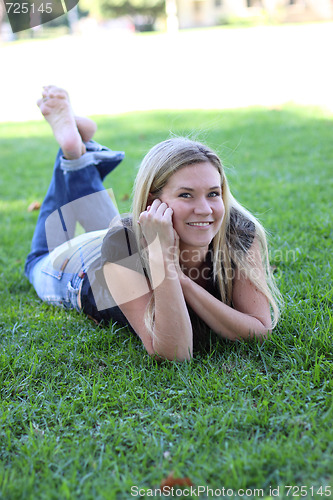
xmin=0 ymin=105 xmax=332 ymax=499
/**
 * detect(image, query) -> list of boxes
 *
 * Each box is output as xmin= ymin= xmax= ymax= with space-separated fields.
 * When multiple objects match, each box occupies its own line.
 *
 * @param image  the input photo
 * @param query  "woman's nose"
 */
xmin=193 ymin=198 xmax=213 ymax=215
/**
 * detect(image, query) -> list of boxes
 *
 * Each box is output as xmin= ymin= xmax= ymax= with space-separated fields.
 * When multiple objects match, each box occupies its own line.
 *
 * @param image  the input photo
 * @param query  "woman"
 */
xmin=25 ymin=86 xmax=282 ymax=361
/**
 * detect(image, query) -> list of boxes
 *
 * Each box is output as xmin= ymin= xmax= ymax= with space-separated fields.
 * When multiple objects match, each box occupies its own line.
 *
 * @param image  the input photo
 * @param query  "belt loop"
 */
xmin=57 ymin=258 xmax=69 ymax=279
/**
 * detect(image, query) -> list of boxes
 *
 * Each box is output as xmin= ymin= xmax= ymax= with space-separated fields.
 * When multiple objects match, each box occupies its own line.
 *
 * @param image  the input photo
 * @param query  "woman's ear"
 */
xmin=146 ymin=193 xmax=154 ymax=207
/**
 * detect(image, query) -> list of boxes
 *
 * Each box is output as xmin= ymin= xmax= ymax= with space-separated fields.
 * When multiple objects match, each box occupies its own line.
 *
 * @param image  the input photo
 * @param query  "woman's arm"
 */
xmin=178 ymin=238 xmax=272 ymax=342
xmin=103 ymin=200 xmax=193 ymax=361
xmin=148 ymin=248 xmax=193 ymax=361
xmin=103 ymin=259 xmax=193 ymax=362
xmin=140 ymin=199 xmax=193 ymax=360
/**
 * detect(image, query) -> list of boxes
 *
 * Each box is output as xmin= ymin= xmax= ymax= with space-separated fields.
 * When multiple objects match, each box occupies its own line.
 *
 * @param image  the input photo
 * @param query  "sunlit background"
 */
xmin=0 ymin=0 xmax=332 ymax=122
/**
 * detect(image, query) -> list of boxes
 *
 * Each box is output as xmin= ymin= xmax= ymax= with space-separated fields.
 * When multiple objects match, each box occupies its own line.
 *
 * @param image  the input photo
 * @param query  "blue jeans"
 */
xmin=25 ymin=141 xmax=124 ymax=310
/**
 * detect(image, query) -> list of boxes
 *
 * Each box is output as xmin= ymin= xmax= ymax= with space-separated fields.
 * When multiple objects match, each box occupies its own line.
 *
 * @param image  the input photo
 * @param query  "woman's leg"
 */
xmin=28 ymin=230 xmax=107 ymax=311
xmin=25 ymin=87 xmax=124 ymax=307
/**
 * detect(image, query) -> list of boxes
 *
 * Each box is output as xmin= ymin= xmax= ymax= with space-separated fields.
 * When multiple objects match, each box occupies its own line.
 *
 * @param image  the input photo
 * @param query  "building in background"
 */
xmin=175 ymin=0 xmax=333 ymax=30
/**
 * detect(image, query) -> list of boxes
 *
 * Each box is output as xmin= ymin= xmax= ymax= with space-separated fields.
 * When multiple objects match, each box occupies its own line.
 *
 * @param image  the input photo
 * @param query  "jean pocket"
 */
xmin=41 ymin=258 xmax=69 ymax=280
xmin=67 ymin=279 xmax=82 ymax=312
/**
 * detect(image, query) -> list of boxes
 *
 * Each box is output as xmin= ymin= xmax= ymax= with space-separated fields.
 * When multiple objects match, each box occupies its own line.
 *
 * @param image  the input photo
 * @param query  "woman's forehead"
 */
xmin=166 ymin=162 xmax=222 ymax=188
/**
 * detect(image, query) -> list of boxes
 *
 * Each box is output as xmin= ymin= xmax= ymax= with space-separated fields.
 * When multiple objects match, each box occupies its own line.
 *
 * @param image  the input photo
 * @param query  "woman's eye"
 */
xmin=208 ymin=191 xmax=221 ymax=197
xmin=179 ymin=193 xmax=191 ymax=198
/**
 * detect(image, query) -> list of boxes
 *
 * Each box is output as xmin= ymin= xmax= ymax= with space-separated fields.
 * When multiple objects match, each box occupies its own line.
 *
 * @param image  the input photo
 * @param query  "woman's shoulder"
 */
xmin=101 ymin=216 xmax=138 ymax=264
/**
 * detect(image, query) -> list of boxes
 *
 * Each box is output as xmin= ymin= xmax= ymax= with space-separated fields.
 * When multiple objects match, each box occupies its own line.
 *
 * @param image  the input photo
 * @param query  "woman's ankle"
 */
xmin=75 ymin=116 xmax=97 ymax=143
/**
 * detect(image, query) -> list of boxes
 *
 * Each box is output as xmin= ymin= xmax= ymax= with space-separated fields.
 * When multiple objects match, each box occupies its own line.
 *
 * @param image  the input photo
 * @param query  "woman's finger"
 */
xmin=163 ymin=206 xmax=174 ymax=221
xmin=148 ymin=199 xmax=162 ymax=212
xmin=155 ymin=202 xmax=170 ymax=218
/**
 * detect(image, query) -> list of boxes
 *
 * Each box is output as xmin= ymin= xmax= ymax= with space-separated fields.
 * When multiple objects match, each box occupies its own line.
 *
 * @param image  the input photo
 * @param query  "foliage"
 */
xmin=0 ymin=104 xmax=332 ymax=499
xmin=101 ymin=0 xmax=164 ymax=18
xmin=79 ymin=0 xmax=165 ymax=29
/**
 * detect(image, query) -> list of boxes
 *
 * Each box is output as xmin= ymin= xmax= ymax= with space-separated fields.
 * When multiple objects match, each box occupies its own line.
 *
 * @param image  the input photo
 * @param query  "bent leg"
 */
xmin=25 ymin=145 xmax=124 ymax=280
xmin=25 ymin=87 xmax=124 ymax=281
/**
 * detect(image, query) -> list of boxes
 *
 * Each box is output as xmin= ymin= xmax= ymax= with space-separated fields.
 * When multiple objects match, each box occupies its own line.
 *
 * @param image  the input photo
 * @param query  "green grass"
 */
xmin=0 ymin=105 xmax=332 ymax=500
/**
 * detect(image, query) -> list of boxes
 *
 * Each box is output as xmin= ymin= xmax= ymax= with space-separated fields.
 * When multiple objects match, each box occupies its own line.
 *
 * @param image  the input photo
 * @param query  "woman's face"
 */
xmin=158 ymin=162 xmax=225 ymax=250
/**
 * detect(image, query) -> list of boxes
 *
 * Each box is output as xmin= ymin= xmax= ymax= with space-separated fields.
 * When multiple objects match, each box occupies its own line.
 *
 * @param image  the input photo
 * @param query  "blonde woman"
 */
xmin=26 ymin=86 xmax=282 ymax=362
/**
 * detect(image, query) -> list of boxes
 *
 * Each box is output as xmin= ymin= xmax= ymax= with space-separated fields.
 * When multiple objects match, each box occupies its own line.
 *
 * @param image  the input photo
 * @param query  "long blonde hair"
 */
xmin=131 ymin=137 xmax=282 ymax=334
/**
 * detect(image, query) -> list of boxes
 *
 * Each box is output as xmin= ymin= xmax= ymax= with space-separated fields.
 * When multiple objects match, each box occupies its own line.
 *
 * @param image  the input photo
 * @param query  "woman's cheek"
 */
xmin=170 ymin=207 xmax=186 ymax=234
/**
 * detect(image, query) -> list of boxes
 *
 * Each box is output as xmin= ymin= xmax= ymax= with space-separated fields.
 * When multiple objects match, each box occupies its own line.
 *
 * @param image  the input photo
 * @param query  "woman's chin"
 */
xmin=175 ymin=223 xmax=219 ymax=250
xmin=179 ymin=235 xmax=213 ymax=250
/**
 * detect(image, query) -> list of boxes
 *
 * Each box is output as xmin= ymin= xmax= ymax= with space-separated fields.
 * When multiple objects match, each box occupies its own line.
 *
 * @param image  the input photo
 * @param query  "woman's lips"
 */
xmin=186 ymin=222 xmax=214 ymax=227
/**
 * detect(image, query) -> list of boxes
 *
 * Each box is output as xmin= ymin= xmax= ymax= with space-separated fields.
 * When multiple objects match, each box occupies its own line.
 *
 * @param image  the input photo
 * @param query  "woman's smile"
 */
xmin=186 ymin=221 xmax=214 ymax=227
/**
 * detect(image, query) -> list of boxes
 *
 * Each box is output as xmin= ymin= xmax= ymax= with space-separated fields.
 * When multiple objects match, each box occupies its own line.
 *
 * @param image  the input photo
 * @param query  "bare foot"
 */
xmin=38 ymin=86 xmax=83 ymax=160
xmin=42 ymin=86 xmax=97 ymax=143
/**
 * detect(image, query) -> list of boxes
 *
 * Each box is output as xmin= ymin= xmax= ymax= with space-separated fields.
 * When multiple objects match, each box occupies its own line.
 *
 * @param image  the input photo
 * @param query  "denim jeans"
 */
xmin=25 ymin=140 xmax=124 ymax=310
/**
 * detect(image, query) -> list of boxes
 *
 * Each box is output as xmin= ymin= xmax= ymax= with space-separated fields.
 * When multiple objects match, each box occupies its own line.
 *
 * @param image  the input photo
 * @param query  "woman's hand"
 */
xmin=138 ymin=199 xmax=177 ymax=259
xmin=137 ymin=199 xmax=193 ymax=360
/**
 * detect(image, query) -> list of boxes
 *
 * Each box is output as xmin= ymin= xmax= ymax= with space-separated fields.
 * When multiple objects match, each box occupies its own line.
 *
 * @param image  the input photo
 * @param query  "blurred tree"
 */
xmin=80 ymin=0 xmax=165 ymax=30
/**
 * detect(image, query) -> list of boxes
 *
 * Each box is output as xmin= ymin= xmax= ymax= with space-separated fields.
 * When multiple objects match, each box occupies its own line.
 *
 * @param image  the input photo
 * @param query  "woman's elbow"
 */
xmin=254 ymin=323 xmax=273 ymax=343
xmin=149 ymin=343 xmax=192 ymax=362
